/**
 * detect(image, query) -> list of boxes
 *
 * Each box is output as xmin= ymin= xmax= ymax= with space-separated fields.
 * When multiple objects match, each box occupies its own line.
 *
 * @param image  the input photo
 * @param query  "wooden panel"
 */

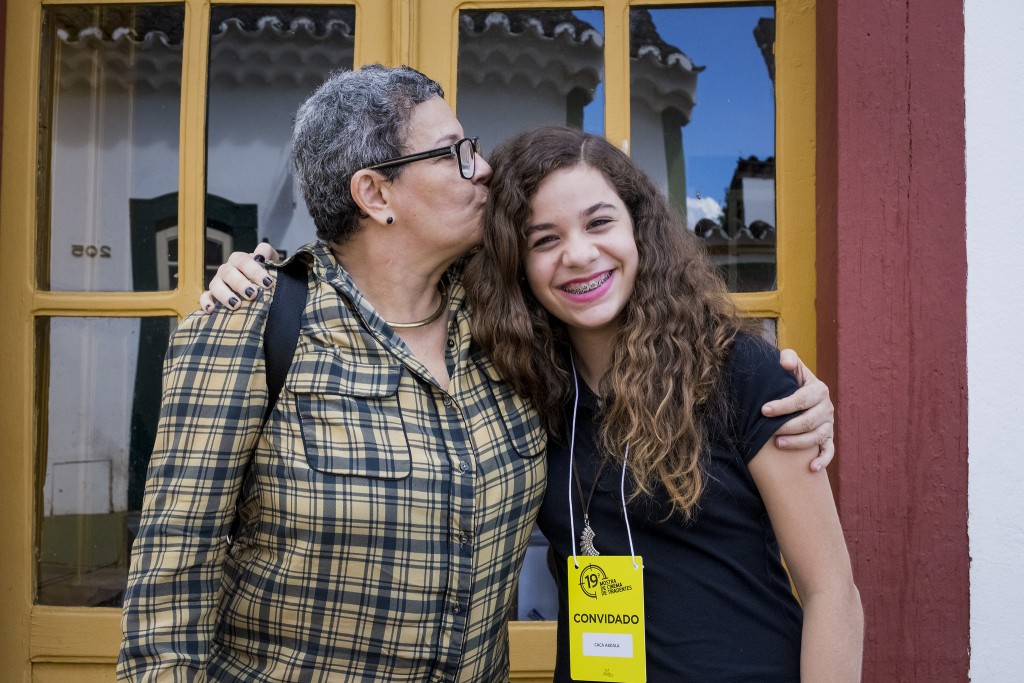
xmin=32 ymin=663 xmax=114 ymax=683
xmin=509 ymin=622 xmax=556 ymax=681
xmin=30 ymin=608 xmax=120 ymax=662
xmin=816 ymin=0 xmax=968 ymax=679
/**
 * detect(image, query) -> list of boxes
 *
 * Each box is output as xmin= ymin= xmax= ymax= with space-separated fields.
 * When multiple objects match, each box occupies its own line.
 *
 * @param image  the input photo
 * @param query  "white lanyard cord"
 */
xmin=621 ymin=444 xmax=638 ymax=569
xmin=569 ymin=355 xmax=582 ymax=568
xmin=568 ymin=355 xmax=639 ymax=570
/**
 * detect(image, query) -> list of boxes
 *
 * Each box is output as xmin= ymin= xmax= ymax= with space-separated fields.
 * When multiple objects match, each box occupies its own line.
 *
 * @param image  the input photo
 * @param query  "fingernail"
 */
xmin=762 ymin=406 xmax=774 ymax=416
xmin=245 ymin=287 xmax=255 ymax=298
xmin=228 ymin=297 xmax=239 ymax=307
xmin=814 ymin=464 xmax=822 ymax=472
xmin=263 ymin=277 xmax=273 ymax=287
xmin=254 ymin=254 xmax=266 ymax=263
xmin=777 ymin=437 xmax=788 ymax=447
xmin=204 ymin=304 xmax=212 ymax=312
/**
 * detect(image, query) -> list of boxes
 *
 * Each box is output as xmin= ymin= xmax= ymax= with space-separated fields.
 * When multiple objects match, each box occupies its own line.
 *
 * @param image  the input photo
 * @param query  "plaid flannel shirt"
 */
xmin=118 ymin=241 xmax=547 ymax=682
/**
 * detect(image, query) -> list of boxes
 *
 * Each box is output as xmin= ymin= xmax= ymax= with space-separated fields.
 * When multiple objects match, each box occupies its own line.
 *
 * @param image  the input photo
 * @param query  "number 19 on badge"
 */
xmin=567 ymin=556 xmax=646 ymax=682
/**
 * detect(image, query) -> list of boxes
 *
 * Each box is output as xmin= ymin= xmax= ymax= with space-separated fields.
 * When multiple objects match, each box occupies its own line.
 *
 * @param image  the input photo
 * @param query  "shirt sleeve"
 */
xmin=725 ymin=332 xmax=802 ymax=464
xmin=117 ymin=295 xmax=271 ymax=682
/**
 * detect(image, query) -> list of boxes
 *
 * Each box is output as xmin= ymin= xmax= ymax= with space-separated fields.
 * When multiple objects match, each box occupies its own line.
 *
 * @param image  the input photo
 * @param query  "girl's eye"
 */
xmin=529 ymin=234 xmax=558 ymax=249
xmin=589 ymin=217 xmax=613 ymax=230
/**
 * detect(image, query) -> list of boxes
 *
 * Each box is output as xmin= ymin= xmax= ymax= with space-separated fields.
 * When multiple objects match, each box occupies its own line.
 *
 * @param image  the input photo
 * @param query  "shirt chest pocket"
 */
xmin=287 ymin=356 xmax=411 ymax=479
xmin=472 ymin=352 xmax=547 ymax=460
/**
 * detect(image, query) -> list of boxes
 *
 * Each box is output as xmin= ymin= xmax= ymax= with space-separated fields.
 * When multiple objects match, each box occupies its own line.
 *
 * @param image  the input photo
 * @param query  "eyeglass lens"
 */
xmin=457 ymin=139 xmax=477 ymax=178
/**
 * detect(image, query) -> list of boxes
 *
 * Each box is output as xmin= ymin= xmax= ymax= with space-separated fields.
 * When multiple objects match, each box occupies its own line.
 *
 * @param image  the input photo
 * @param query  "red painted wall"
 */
xmin=816 ymin=0 xmax=968 ymax=679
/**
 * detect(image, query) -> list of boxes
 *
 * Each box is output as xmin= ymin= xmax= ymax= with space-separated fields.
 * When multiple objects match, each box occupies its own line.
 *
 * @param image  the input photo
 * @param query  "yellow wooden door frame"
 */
xmin=0 ymin=0 xmax=814 ymax=679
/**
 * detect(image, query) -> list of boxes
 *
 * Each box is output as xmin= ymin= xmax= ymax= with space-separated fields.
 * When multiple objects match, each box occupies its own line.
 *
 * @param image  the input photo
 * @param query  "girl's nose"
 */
xmin=561 ymin=234 xmax=599 ymax=267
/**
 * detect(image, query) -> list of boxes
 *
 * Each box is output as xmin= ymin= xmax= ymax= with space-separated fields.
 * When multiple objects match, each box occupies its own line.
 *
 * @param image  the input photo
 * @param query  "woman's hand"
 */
xmin=762 ymin=349 xmax=835 ymax=472
xmin=200 ymin=243 xmax=279 ymax=312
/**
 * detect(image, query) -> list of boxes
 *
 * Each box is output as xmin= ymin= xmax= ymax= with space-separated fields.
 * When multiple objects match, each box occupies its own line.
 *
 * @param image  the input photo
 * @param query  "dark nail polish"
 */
xmin=263 ymin=277 xmax=273 ymax=287
xmin=245 ymin=287 xmax=255 ymax=298
xmin=204 ymin=304 xmax=213 ymax=312
xmin=254 ymin=254 xmax=266 ymax=263
xmin=228 ymin=297 xmax=239 ymax=307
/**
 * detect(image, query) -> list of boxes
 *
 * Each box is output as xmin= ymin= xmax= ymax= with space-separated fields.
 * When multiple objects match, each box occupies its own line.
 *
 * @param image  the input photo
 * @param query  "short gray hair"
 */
xmin=291 ymin=65 xmax=444 ymax=243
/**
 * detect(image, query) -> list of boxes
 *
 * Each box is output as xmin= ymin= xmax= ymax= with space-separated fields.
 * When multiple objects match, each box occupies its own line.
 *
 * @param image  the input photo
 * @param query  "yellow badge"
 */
xmin=567 ymin=555 xmax=646 ymax=682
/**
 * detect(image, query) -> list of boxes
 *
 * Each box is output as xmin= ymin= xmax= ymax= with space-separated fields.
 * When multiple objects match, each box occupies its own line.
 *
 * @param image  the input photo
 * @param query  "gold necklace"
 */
xmin=386 ymin=280 xmax=450 ymax=329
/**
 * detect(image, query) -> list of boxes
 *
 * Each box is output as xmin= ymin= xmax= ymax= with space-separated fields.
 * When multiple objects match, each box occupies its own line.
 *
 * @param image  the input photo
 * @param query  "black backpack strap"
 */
xmin=262 ymin=258 xmax=309 ymax=426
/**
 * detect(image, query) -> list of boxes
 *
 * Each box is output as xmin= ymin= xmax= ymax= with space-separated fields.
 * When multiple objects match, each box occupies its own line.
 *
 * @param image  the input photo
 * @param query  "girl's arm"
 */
xmin=748 ymin=440 xmax=864 ymax=681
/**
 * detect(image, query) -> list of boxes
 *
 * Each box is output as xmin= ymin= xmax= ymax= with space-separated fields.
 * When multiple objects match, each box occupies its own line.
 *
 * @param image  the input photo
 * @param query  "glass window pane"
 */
xmin=457 ymin=9 xmax=604 ymax=154
xmin=37 ymin=316 xmax=175 ymax=606
xmin=204 ymin=6 xmax=356 ymax=275
xmin=630 ymin=6 xmax=777 ymax=293
xmin=40 ymin=6 xmax=185 ymax=292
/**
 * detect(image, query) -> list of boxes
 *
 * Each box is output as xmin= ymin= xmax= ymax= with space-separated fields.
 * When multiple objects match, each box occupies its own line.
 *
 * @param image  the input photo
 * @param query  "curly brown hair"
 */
xmin=466 ymin=126 xmax=753 ymax=519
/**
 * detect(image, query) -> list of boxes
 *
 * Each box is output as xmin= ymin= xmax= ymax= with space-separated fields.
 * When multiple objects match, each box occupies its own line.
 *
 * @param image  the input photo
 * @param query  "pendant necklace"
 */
xmin=573 ymin=453 xmax=606 ymax=556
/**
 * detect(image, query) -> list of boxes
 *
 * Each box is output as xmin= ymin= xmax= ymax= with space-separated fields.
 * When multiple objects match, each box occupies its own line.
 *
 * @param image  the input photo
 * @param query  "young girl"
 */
xmin=466 ymin=126 xmax=862 ymax=681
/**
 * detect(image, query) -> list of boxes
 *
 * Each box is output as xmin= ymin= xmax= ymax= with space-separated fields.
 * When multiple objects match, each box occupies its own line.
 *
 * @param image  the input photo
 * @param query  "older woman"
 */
xmin=119 ymin=65 xmax=547 ymax=682
xmin=170 ymin=66 xmax=836 ymax=681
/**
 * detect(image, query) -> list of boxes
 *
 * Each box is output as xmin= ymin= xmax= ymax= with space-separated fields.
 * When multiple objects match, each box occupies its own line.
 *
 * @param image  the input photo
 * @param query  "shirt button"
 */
xmin=443 ymin=396 xmax=453 ymax=407
xmin=452 ymin=604 xmax=462 ymax=614
xmin=447 ymin=338 xmax=456 ymax=348
xmin=459 ymin=460 xmax=470 ymax=473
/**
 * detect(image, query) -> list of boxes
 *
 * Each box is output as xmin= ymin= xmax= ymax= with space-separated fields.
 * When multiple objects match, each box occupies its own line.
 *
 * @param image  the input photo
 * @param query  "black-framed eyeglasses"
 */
xmin=366 ymin=137 xmax=480 ymax=180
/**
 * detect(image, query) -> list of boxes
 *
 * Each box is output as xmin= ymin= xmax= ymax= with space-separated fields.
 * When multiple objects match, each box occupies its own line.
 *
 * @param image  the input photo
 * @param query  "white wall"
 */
xmin=966 ymin=1 xmax=1024 ymax=678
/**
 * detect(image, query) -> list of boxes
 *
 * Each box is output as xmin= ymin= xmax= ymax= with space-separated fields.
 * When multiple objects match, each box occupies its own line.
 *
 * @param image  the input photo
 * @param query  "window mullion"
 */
xmin=603 ymin=0 xmax=630 ymax=150
xmin=176 ymin=0 xmax=212 ymax=317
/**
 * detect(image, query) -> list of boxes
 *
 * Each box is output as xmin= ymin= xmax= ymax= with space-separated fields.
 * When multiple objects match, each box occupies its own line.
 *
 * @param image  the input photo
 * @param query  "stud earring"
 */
xmin=386 ymin=216 xmax=394 ymax=225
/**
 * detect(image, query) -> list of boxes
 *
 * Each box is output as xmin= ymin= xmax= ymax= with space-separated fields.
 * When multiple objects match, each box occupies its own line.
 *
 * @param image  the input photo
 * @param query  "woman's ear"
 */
xmin=350 ymin=169 xmax=393 ymax=225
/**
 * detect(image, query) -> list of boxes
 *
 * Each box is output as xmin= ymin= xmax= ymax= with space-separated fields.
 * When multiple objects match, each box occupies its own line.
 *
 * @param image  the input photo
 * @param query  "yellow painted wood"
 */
xmin=2 ymin=0 xmax=45 ymax=678
xmin=773 ymin=0 xmax=817 ymax=365
xmin=509 ymin=621 xmax=558 ymax=681
xmin=32 ymin=663 xmax=118 ymax=683
xmin=30 ymin=608 xmax=121 ymax=663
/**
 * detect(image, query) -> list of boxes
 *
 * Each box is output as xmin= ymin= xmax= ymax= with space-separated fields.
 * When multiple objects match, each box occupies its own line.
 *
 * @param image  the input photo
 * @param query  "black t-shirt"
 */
xmin=536 ymin=333 xmax=804 ymax=682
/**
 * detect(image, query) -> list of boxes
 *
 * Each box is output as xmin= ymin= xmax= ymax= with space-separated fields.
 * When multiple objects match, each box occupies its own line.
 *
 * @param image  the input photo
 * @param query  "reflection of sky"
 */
xmin=576 ymin=6 xmax=775 ymax=212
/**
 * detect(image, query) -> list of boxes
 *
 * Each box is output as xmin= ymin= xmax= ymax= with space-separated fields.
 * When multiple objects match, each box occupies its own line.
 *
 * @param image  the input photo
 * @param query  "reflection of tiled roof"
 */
xmin=51 ymin=6 xmax=355 ymax=45
xmin=460 ymin=9 xmax=598 ymax=41
xmin=696 ymin=218 xmax=776 ymax=245
xmin=54 ymin=7 xmax=355 ymax=90
xmin=629 ymin=8 xmax=702 ymax=72
xmin=457 ymin=10 xmax=603 ymax=98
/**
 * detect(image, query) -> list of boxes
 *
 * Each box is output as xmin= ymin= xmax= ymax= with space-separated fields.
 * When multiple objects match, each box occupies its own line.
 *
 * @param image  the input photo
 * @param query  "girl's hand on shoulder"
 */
xmin=199 ymin=243 xmax=279 ymax=313
xmin=762 ymin=348 xmax=835 ymax=472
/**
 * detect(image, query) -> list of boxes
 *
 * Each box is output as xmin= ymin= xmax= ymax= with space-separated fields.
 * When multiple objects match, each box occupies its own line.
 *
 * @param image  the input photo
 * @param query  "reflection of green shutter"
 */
xmin=126 ymin=193 xmax=257 ymax=511
xmin=662 ymin=108 xmax=687 ymax=225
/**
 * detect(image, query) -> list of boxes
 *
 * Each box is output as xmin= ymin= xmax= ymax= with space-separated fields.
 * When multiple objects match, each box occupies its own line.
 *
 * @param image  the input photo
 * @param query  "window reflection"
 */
xmin=631 ymin=6 xmax=777 ymax=292
xmin=457 ymin=10 xmax=604 ymax=624
xmin=40 ymin=6 xmax=185 ymax=292
xmin=457 ymin=9 xmax=604 ymax=153
xmin=205 ymin=6 xmax=355 ymax=273
xmin=37 ymin=316 xmax=175 ymax=606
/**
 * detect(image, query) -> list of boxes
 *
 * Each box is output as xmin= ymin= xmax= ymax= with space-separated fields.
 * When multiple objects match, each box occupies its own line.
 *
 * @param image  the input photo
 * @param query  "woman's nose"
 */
xmin=473 ymin=153 xmax=492 ymax=183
